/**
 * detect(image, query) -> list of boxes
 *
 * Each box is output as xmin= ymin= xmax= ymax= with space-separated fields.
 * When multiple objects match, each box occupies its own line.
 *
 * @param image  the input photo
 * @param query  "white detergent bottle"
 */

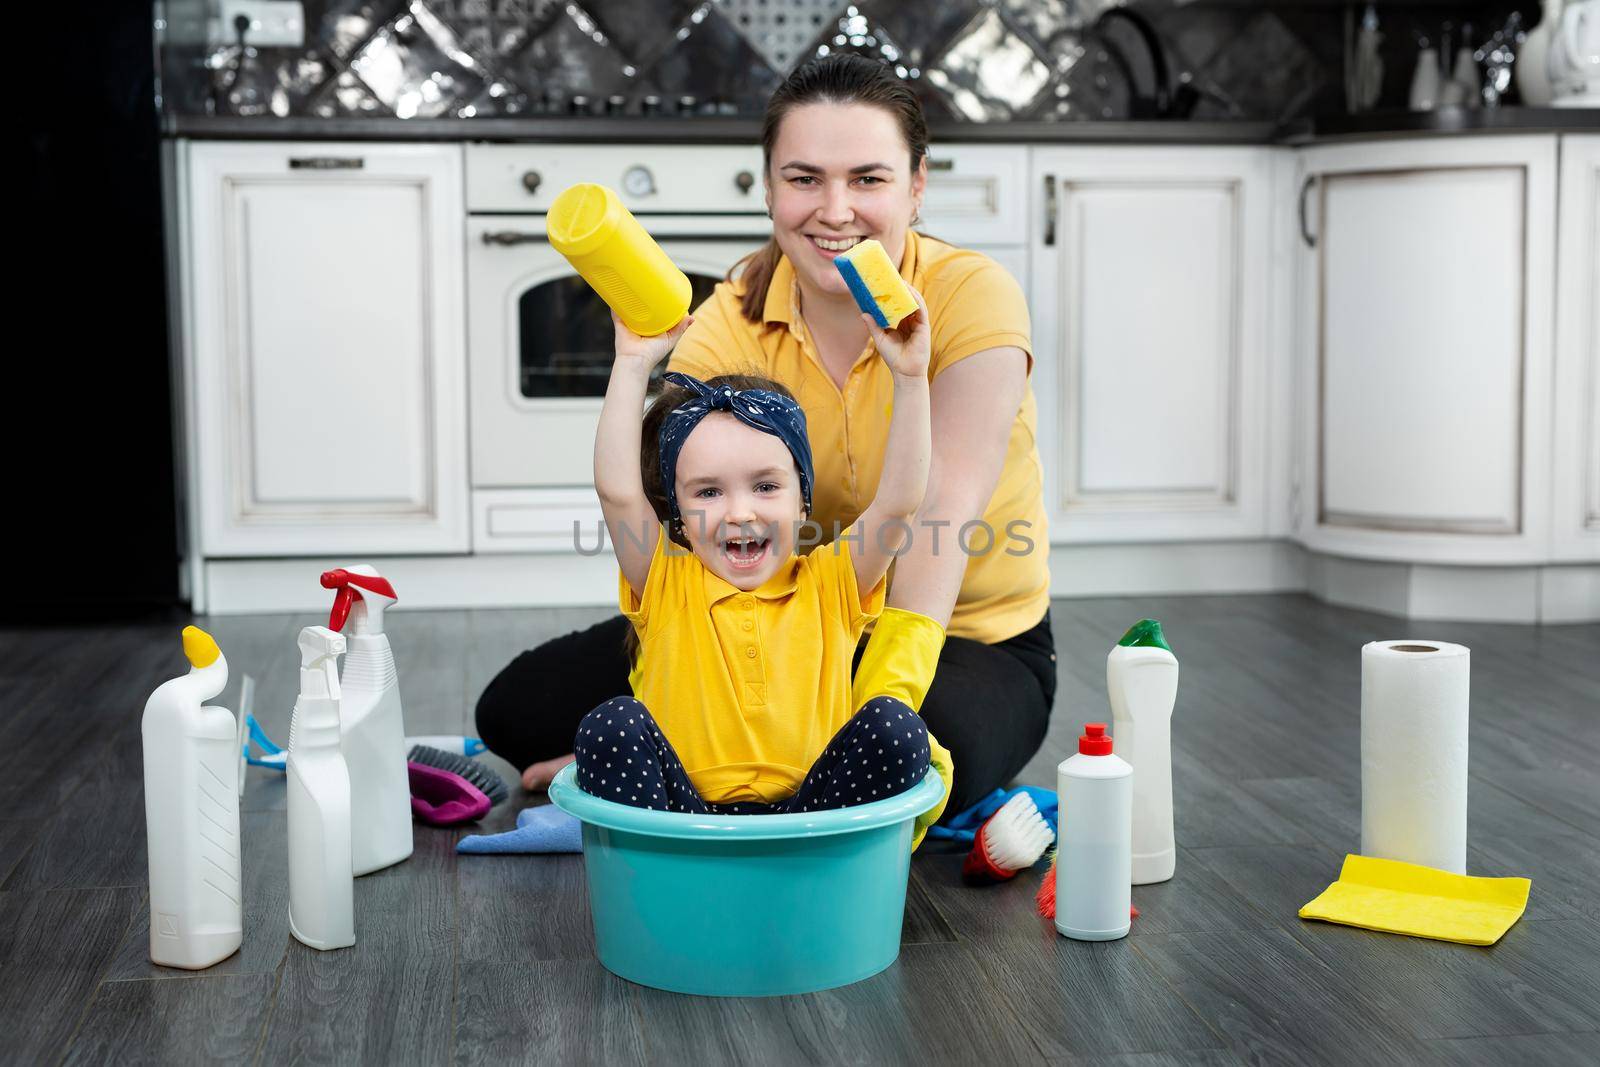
xmin=287 ymin=626 xmax=355 ymax=951
xmin=1107 ymin=619 xmax=1179 ymax=885
xmin=1056 ymin=723 xmax=1133 ymax=942
xmin=141 ymin=625 xmax=243 ymax=969
xmin=322 ymin=565 xmax=412 ymax=875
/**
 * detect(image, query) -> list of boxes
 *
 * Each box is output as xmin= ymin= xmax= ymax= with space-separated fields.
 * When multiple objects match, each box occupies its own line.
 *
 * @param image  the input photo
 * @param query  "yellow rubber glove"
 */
xmin=851 ymin=607 xmax=951 ymax=850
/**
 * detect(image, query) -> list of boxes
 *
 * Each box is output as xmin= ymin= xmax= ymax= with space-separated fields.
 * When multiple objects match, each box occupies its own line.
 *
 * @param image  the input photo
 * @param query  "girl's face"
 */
xmin=766 ymin=102 xmax=926 ymax=303
xmin=673 ymin=414 xmax=807 ymax=590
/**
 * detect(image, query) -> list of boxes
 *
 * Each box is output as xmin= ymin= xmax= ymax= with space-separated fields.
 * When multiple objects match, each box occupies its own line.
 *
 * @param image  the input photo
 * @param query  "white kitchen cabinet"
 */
xmin=919 ymin=145 xmax=1029 ymax=347
xmin=918 ymin=144 xmax=1028 ymax=247
xmin=1029 ymin=146 xmax=1277 ymax=543
xmin=181 ymin=141 xmax=470 ymax=557
xmin=1551 ymin=135 xmax=1600 ymax=563
xmin=1293 ymin=135 xmax=1558 ymax=565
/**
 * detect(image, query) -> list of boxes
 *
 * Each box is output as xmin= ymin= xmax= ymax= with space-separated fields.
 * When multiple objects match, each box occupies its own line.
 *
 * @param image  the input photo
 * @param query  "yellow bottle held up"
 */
xmin=546 ymin=183 xmax=692 ymax=337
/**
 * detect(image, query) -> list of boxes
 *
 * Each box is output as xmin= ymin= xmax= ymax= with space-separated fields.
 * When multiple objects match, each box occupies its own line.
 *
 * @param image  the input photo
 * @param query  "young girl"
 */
xmin=576 ymin=292 xmax=939 ymax=816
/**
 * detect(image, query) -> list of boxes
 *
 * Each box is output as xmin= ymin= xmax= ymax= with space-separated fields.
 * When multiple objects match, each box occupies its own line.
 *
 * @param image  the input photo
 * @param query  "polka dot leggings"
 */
xmin=572 ymin=696 xmax=931 ymax=815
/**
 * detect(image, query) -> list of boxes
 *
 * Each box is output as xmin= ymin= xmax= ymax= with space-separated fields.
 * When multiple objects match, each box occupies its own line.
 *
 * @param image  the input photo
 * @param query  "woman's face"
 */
xmin=766 ymin=102 xmax=926 ymax=303
xmin=673 ymin=414 xmax=807 ymax=591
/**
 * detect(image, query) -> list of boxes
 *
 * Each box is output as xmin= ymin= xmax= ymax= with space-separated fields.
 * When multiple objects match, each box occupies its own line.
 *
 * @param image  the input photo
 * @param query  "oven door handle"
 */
xmin=480 ymin=230 xmax=771 ymax=247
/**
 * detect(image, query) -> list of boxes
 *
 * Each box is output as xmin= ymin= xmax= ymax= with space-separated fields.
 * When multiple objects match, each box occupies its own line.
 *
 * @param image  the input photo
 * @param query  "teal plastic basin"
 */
xmin=548 ymin=763 xmax=945 ymax=997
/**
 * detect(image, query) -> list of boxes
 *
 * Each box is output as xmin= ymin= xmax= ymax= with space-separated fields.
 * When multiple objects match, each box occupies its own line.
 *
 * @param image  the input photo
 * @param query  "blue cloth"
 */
xmin=923 ymin=785 xmax=1058 ymax=844
xmin=657 ymin=371 xmax=814 ymax=524
xmin=456 ymin=804 xmax=583 ymax=854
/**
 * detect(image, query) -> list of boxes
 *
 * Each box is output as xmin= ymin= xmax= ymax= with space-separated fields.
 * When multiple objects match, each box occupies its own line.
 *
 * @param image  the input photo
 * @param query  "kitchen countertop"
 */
xmin=163 ymin=107 xmax=1600 ymax=146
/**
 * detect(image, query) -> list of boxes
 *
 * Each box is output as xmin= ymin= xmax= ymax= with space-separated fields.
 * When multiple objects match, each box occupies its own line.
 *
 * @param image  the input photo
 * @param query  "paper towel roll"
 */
xmin=1361 ymin=640 xmax=1470 ymax=874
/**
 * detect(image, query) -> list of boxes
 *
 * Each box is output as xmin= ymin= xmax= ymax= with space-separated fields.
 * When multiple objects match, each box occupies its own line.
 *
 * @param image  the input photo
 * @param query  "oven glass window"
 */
xmin=519 ymin=271 xmax=723 ymax=398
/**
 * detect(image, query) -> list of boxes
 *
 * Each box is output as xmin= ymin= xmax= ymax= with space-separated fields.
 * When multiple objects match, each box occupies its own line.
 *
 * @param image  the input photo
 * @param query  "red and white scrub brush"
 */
xmin=962 ymin=792 xmax=1056 ymax=885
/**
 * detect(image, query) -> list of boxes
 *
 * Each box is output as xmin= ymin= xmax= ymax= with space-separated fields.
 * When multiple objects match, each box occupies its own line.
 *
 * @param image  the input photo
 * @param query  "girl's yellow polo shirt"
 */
xmin=622 ymin=527 xmax=886 ymax=804
xmin=669 ymin=230 xmax=1050 ymax=645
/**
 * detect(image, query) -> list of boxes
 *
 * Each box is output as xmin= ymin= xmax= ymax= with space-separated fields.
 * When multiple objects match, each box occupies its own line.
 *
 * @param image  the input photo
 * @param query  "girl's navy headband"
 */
xmin=657 ymin=372 xmax=814 ymax=523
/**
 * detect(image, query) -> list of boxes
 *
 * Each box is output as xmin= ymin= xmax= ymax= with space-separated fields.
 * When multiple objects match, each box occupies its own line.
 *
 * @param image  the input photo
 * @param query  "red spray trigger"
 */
xmin=322 ymin=570 xmax=357 ymax=631
xmin=320 ymin=568 xmax=398 ymax=632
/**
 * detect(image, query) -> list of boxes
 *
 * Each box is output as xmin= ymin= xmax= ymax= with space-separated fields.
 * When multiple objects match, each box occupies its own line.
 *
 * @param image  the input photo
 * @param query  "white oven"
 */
xmin=465 ymin=144 xmax=768 ymax=552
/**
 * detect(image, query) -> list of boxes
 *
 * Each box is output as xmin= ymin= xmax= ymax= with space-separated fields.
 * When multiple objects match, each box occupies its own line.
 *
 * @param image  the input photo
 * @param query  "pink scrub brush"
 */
xmin=408 ymin=761 xmax=491 ymax=826
xmin=963 ymin=791 xmax=1055 ymax=885
xmin=1035 ymin=851 xmax=1141 ymax=921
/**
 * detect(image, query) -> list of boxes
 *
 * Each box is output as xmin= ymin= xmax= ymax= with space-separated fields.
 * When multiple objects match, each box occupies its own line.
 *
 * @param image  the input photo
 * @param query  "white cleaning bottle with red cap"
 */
xmin=322 ymin=565 xmax=412 ymax=876
xmin=1107 ymin=619 xmax=1178 ymax=884
xmin=287 ymin=626 xmax=355 ymax=951
xmin=1056 ymin=723 xmax=1133 ymax=941
xmin=142 ymin=625 xmax=243 ymax=969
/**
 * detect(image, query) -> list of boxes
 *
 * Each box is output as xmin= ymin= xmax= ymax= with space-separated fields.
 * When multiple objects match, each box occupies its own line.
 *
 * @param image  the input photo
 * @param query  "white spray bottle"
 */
xmin=321 ymin=565 xmax=412 ymax=875
xmin=287 ymin=625 xmax=355 ymax=951
xmin=1107 ymin=618 xmax=1179 ymax=885
xmin=141 ymin=625 xmax=243 ymax=969
xmin=1056 ymin=723 xmax=1133 ymax=941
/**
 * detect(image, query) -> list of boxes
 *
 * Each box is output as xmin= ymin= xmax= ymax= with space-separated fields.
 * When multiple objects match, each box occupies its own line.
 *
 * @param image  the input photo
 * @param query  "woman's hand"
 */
xmin=864 ymin=286 xmax=930 ymax=380
xmin=613 ymin=312 xmax=693 ymax=373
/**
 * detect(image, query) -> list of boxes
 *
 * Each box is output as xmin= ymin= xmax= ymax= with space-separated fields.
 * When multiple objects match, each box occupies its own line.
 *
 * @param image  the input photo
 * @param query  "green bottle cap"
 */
xmin=1117 ymin=618 xmax=1170 ymax=651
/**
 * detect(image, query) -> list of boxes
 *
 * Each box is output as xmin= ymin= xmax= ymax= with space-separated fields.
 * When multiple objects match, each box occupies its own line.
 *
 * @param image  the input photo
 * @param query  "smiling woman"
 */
xmin=476 ymin=55 xmax=1056 ymax=818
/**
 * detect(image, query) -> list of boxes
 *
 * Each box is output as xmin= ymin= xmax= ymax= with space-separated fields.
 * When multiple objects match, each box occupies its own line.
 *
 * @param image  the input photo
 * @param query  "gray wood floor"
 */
xmin=2 ymin=594 xmax=1597 ymax=1065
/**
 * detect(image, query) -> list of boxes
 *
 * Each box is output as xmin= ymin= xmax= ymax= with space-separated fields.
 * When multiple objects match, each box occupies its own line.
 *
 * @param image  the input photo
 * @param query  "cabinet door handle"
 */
xmin=288 ymin=156 xmax=364 ymax=170
xmin=927 ymin=157 xmax=954 ymax=172
xmin=1299 ymin=174 xmax=1317 ymax=248
xmin=481 ymin=231 xmax=549 ymax=246
xmin=1043 ymin=174 xmax=1058 ymax=246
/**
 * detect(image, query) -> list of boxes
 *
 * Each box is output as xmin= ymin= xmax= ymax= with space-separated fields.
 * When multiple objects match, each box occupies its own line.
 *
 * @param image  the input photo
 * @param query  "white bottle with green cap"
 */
xmin=1108 ymin=619 xmax=1179 ymax=885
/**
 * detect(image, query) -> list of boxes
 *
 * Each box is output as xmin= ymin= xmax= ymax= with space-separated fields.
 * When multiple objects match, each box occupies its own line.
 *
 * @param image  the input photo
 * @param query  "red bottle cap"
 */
xmin=1079 ymin=722 xmax=1113 ymax=756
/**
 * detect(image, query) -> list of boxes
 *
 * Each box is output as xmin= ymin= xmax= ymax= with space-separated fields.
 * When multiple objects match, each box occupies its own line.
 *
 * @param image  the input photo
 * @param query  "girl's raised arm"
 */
xmin=850 ymin=288 xmax=931 ymax=594
xmin=595 ymin=313 xmax=692 ymax=598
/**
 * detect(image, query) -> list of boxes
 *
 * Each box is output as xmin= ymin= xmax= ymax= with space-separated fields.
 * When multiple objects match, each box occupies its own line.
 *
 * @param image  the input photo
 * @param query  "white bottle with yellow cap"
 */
xmin=141 ymin=625 xmax=243 ymax=969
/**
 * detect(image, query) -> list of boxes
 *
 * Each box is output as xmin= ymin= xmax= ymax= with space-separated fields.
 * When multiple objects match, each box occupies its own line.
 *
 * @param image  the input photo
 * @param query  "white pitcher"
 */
xmin=1518 ymin=0 xmax=1563 ymax=107
xmin=1553 ymin=0 xmax=1600 ymax=105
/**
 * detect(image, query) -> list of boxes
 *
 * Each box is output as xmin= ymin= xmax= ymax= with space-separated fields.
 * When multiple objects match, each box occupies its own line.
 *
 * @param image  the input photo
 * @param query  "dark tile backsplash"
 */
xmin=160 ymin=0 xmax=1541 ymax=124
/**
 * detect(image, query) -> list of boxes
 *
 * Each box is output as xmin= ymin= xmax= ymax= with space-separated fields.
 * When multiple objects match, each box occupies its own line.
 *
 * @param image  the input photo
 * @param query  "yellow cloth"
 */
xmin=851 ymin=607 xmax=952 ymax=850
xmin=670 ymin=230 xmax=1050 ymax=644
xmin=1298 ymin=854 xmax=1531 ymax=946
xmin=623 ymin=526 xmax=884 ymax=804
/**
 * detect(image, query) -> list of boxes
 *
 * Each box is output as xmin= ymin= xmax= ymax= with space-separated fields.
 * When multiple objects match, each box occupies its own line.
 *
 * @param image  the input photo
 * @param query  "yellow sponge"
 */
xmin=835 ymin=239 xmax=918 ymax=329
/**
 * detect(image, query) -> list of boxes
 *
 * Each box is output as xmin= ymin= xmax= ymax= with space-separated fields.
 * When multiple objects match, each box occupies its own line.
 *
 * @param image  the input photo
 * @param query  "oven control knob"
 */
xmin=734 ymin=170 xmax=755 ymax=194
xmin=621 ymin=165 xmax=657 ymax=198
xmin=521 ymin=169 xmax=542 ymax=195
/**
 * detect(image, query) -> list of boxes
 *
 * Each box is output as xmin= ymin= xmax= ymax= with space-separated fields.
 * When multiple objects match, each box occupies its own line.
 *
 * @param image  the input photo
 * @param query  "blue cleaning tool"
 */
xmin=924 ymin=785 xmax=1058 ymax=844
xmin=407 ymin=735 xmax=487 ymax=757
xmin=244 ymin=715 xmax=485 ymax=770
xmin=245 ymin=713 xmax=288 ymax=769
